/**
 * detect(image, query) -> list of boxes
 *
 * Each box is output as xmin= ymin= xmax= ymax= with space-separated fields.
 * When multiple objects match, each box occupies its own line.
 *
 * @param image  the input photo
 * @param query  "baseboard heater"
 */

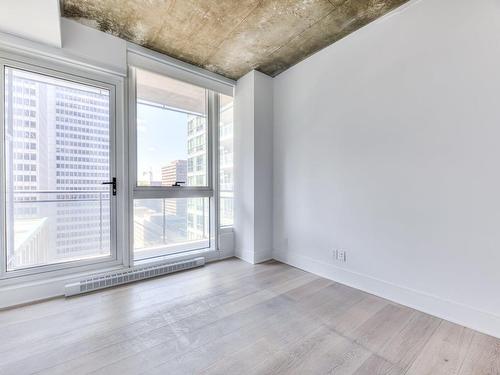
xmin=64 ymin=257 xmax=205 ymax=297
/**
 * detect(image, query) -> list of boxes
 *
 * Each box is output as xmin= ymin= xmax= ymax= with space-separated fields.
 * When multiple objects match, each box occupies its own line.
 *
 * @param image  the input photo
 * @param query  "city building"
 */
xmin=5 ymin=67 xmax=111 ymax=269
xmin=219 ymin=95 xmax=234 ymax=227
xmin=161 ymin=159 xmax=187 ymax=187
xmin=186 ymin=115 xmax=209 ymax=241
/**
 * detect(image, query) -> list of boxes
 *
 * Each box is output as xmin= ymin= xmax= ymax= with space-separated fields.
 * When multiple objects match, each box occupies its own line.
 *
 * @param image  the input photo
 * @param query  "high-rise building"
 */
xmin=161 ymin=160 xmax=187 ymax=187
xmin=162 ymin=160 xmax=187 ymax=217
xmin=219 ymin=97 xmax=234 ymax=227
xmin=53 ymin=83 xmax=111 ymax=260
xmin=186 ymin=115 xmax=209 ymax=241
xmin=5 ymin=67 xmax=111 ymax=269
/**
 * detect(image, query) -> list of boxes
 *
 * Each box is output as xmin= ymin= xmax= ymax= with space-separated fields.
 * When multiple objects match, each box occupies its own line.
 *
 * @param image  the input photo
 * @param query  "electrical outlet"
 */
xmin=334 ymin=249 xmax=347 ymax=263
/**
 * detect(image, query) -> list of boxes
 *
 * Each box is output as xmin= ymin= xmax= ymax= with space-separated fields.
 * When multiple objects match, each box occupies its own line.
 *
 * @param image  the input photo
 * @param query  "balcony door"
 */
xmin=1 ymin=62 xmax=117 ymax=275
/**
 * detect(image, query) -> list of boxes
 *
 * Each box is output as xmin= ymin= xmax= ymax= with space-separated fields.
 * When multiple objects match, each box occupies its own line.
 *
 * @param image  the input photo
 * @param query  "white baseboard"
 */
xmin=254 ymin=249 xmax=273 ymax=264
xmin=273 ymin=249 xmax=500 ymax=339
xmin=236 ymin=248 xmax=272 ymax=264
xmin=234 ymin=248 xmax=251 ymax=264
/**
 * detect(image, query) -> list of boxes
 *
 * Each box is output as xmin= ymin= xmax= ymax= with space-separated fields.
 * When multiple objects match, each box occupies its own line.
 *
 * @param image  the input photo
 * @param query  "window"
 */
xmin=0 ymin=50 xmax=232 ymax=286
xmin=133 ymin=198 xmax=209 ymax=260
xmin=135 ymin=69 xmax=207 ymax=187
xmin=131 ymin=67 xmax=219 ymax=261
xmin=219 ymin=94 xmax=234 ymax=227
xmin=2 ymin=65 xmax=116 ymax=273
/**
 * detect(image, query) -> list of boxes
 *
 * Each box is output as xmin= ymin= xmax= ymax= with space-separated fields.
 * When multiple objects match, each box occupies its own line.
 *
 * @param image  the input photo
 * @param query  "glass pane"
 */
xmin=4 ymin=67 xmax=112 ymax=271
xmin=219 ymin=94 xmax=234 ymax=227
xmin=133 ymin=198 xmax=209 ymax=260
xmin=136 ymin=69 xmax=208 ymax=187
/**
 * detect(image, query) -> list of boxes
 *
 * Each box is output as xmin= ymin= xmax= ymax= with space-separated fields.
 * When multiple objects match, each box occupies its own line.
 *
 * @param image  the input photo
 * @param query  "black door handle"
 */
xmin=102 ymin=177 xmax=117 ymax=196
xmin=172 ymin=181 xmax=185 ymax=187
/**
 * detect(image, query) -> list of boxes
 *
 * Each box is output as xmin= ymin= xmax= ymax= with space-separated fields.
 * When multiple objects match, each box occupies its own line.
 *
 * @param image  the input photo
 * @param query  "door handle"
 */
xmin=102 ymin=177 xmax=117 ymax=196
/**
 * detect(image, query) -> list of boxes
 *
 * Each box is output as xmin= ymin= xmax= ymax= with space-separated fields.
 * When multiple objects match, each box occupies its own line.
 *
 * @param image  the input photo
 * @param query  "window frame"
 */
xmin=0 ymin=44 xmax=232 ymax=286
xmin=128 ymin=62 xmax=221 ymax=262
xmin=129 ymin=66 xmax=214 ymax=199
xmin=0 ymin=51 xmax=126 ymax=281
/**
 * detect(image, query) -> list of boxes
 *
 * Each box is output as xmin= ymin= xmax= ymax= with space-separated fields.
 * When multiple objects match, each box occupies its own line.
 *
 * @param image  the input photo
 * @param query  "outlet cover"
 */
xmin=334 ymin=249 xmax=347 ymax=262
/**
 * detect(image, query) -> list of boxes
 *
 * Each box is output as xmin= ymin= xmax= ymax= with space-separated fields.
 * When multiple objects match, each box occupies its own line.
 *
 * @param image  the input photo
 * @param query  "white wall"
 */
xmin=0 ymin=19 xmax=126 ymax=77
xmin=0 ymin=0 xmax=61 ymax=47
xmin=273 ymin=0 xmax=500 ymax=338
xmin=234 ymin=70 xmax=274 ymax=263
xmin=234 ymin=71 xmax=255 ymax=262
xmin=253 ymin=72 xmax=274 ymax=259
xmin=61 ymin=18 xmax=127 ymax=75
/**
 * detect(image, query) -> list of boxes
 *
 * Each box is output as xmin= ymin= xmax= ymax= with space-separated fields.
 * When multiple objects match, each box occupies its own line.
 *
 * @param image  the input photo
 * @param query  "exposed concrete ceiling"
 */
xmin=62 ymin=0 xmax=409 ymax=80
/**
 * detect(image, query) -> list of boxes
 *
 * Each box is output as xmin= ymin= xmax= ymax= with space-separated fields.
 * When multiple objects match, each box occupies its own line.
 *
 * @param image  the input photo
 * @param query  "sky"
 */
xmin=137 ymin=103 xmax=188 ymax=183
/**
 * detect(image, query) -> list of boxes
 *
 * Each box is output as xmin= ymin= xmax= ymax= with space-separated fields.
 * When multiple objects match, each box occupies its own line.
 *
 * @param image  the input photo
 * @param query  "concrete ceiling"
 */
xmin=62 ymin=0 xmax=409 ymax=80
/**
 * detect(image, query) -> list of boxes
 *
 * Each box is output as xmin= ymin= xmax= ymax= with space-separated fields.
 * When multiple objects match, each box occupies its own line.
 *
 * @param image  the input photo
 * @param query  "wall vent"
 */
xmin=64 ymin=257 xmax=205 ymax=296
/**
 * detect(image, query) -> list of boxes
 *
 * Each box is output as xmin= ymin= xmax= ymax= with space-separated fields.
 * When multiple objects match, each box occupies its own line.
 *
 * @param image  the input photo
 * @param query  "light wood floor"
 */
xmin=0 ymin=259 xmax=499 ymax=375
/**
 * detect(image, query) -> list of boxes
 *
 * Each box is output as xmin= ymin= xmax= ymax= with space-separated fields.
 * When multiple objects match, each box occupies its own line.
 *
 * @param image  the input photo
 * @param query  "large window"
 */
xmin=131 ymin=67 xmax=222 ymax=261
xmin=0 ymin=50 xmax=233 ymax=283
xmin=2 ymin=64 xmax=115 ymax=273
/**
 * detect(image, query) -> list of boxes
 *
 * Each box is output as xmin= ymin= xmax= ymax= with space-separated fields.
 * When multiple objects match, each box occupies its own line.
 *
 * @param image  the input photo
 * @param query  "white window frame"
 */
xmin=0 ymin=42 xmax=233 ymax=289
xmin=128 ymin=58 xmax=223 ymax=262
xmin=0 ymin=50 xmax=127 ymax=283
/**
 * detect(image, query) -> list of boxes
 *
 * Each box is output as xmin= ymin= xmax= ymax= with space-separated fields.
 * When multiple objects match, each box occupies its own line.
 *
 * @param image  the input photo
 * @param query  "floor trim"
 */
xmin=235 ymin=248 xmax=273 ymax=264
xmin=273 ymin=249 xmax=500 ymax=339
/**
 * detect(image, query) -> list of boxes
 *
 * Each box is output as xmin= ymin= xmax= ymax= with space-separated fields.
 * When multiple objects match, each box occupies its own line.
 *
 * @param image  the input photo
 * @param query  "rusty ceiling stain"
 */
xmin=62 ymin=0 xmax=409 ymax=80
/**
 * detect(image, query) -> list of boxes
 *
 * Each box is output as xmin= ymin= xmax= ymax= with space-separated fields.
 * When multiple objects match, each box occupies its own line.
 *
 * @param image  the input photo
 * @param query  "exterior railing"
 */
xmin=9 ymin=190 xmax=111 ymax=254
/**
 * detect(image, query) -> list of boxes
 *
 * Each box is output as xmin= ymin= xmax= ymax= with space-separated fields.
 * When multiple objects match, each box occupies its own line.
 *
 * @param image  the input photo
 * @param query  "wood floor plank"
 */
xmin=405 ymin=320 xmax=474 ymax=375
xmin=375 ymin=311 xmax=441 ymax=370
xmin=35 ymin=271 xmax=313 ymax=375
xmin=458 ymin=331 xmax=500 ymax=375
xmin=256 ymin=326 xmax=371 ymax=375
xmin=283 ymin=276 xmax=334 ymax=301
xmin=351 ymin=354 xmax=405 ymax=375
xmin=199 ymin=338 xmax=279 ymax=375
xmin=0 ymin=262 xmax=291 ymax=355
xmin=0 ymin=260 xmax=288 ymax=342
xmin=90 ymin=294 xmax=309 ymax=375
xmin=350 ymin=303 xmax=414 ymax=353
xmin=0 ymin=265 xmax=301 ymax=373
xmin=0 ymin=258 xmax=497 ymax=375
xmin=324 ymin=294 xmax=390 ymax=336
xmin=0 ymin=258 xmax=254 ymax=327
xmin=145 ymin=296 xmax=323 ymax=375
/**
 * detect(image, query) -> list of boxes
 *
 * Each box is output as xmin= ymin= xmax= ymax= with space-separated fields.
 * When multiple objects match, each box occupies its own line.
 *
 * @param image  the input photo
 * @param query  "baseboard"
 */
xmin=273 ymin=249 xmax=500 ymax=339
xmin=236 ymin=248 xmax=273 ymax=264
xmin=254 ymin=249 xmax=273 ymax=264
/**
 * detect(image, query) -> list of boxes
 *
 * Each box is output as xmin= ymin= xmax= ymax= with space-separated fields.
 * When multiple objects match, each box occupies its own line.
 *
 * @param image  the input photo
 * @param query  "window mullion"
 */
xmin=133 ymin=187 xmax=213 ymax=200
